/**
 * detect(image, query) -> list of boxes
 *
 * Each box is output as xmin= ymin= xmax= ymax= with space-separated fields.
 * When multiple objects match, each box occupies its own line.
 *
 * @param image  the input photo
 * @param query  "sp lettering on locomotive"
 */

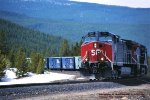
xmin=91 ymin=49 xmax=102 ymax=56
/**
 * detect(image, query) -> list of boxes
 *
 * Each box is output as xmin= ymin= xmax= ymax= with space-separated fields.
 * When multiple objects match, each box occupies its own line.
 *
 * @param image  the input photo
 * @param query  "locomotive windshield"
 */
xmin=82 ymin=32 xmax=115 ymax=44
xmin=83 ymin=36 xmax=97 ymax=44
xmin=82 ymin=33 xmax=97 ymax=44
xmin=99 ymin=36 xmax=112 ymax=42
xmin=83 ymin=35 xmax=112 ymax=44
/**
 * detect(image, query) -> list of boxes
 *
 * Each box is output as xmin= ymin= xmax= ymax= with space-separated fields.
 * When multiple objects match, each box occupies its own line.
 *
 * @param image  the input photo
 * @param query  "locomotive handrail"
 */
xmin=132 ymin=57 xmax=138 ymax=64
xmin=101 ymin=51 xmax=112 ymax=63
xmin=81 ymin=51 xmax=88 ymax=63
xmin=100 ymin=50 xmax=114 ymax=70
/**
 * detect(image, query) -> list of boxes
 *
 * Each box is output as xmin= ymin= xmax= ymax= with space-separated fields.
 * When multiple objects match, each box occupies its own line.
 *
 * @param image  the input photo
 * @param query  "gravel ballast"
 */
xmin=24 ymin=84 xmax=150 ymax=100
xmin=0 ymin=81 xmax=125 ymax=99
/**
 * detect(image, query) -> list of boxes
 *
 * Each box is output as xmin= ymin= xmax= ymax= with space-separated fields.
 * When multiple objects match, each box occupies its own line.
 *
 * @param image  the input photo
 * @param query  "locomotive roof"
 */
xmin=84 ymin=31 xmax=146 ymax=49
xmin=121 ymin=39 xmax=146 ymax=48
xmin=121 ymin=39 xmax=139 ymax=45
xmin=87 ymin=31 xmax=120 ymax=38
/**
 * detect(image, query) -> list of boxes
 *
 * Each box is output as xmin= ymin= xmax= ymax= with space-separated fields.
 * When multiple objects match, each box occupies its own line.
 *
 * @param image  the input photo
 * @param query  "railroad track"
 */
xmin=0 ymin=76 xmax=150 ymax=99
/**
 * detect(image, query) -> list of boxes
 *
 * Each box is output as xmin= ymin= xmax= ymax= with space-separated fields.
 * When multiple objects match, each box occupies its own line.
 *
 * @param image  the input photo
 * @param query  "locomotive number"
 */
xmin=91 ymin=49 xmax=101 ymax=56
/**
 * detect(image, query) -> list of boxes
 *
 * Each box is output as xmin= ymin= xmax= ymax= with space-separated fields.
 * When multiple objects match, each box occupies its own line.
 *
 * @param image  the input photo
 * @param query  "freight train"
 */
xmin=80 ymin=32 xmax=148 ymax=79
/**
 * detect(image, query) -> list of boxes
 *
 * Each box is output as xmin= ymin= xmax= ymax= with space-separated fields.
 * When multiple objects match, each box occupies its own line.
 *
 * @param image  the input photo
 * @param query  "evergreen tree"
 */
xmin=59 ymin=39 xmax=70 ymax=56
xmin=30 ymin=52 xmax=44 ymax=74
xmin=36 ymin=56 xmax=44 ymax=74
xmin=70 ymin=42 xmax=81 ymax=56
xmin=0 ymin=30 xmax=7 ymax=54
xmin=75 ymin=42 xmax=80 ymax=56
xmin=8 ymin=49 xmax=15 ymax=67
xmin=30 ymin=52 xmax=37 ymax=73
xmin=0 ymin=30 xmax=10 ymax=76
xmin=14 ymin=48 xmax=27 ymax=76
xmin=0 ymin=50 xmax=6 ymax=76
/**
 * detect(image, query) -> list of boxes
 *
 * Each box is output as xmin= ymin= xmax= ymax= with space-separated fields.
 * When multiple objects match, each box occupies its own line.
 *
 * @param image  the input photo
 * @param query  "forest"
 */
xmin=0 ymin=19 xmax=81 ymax=77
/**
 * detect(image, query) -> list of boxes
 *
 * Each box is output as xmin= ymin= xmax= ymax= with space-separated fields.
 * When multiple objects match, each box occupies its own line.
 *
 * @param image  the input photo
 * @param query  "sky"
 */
xmin=70 ymin=0 xmax=150 ymax=8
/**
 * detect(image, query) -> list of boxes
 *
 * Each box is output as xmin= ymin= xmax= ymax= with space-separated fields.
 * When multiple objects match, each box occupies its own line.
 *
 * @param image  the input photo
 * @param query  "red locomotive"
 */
xmin=80 ymin=32 xmax=148 ymax=79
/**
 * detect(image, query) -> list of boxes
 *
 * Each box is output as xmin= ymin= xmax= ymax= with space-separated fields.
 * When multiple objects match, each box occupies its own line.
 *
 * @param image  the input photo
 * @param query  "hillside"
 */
xmin=0 ymin=18 xmax=64 ymax=56
xmin=0 ymin=0 xmax=150 ymax=54
xmin=0 ymin=11 xmax=150 ymax=54
xmin=0 ymin=0 xmax=150 ymax=24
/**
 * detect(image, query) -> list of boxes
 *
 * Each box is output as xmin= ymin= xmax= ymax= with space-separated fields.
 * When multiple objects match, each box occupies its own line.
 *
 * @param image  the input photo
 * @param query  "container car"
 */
xmin=47 ymin=57 xmax=62 ymax=70
xmin=62 ymin=57 xmax=75 ymax=70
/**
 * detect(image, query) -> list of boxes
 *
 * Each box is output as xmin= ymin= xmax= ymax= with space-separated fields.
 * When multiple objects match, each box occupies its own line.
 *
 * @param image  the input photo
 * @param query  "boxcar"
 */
xmin=47 ymin=57 xmax=62 ymax=70
xmin=62 ymin=57 xmax=75 ymax=70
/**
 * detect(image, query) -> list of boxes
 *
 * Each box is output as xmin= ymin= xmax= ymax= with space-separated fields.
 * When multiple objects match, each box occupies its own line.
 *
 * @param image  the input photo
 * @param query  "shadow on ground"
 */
xmin=105 ymin=76 xmax=150 ymax=86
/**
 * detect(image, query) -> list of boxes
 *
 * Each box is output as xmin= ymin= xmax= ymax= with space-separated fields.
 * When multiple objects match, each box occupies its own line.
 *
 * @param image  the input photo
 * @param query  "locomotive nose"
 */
xmin=89 ymin=42 xmax=106 ymax=63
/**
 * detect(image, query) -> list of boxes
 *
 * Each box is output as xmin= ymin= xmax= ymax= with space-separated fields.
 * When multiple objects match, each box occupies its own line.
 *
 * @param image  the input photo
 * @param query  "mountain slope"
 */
xmin=0 ymin=11 xmax=150 ymax=54
xmin=0 ymin=0 xmax=150 ymax=24
xmin=0 ymin=18 xmax=64 ymax=56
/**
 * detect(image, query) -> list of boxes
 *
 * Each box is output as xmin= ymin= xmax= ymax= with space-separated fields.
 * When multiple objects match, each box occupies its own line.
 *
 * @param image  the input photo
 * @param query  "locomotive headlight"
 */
xmin=85 ymin=58 xmax=88 ymax=61
xmin=94 ymin=43 xmax=97 ymax=48
xmin=100 ymin=57 xmax=104 ymax=61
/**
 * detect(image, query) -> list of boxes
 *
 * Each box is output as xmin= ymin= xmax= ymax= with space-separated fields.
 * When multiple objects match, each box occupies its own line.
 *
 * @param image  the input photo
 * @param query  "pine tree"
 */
xmin=30 ymin=52 xmax=44 ymax=74
xmin=70 ymin=42 xmax=81 ymax=56
xmin=8 ymin=49 xmax=15 ymax=67
xmin=0 ymin=30 xmax=7 ymax=54
xmin=59 ymin=39 xmax=70 ymax=56
xmin=36 ymin=56 xmax=44 ymax=74
xmin=0 ymin=50 xmax=6 ymax=76
xmin=75 ymin=42 xmax=80 ymax=56
xmin=0 ymin=30 xmax=10 ymax=76
xmin=14 ymin=48 xmax=27 ymax=76
xmin=30 ymin=52 xmax=37 ymax=73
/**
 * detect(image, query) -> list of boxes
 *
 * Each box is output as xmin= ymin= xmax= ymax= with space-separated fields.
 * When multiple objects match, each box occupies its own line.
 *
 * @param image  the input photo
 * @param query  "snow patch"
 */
xmin=21 ymin=0 xmax=74 ymax=6
xmin=1 ymin=69 xmax=17 ymax=82
xmin=76 ymin=77 xmax=86 ymax=80
xmin=0 ymin=72 xmax=75 ymax=85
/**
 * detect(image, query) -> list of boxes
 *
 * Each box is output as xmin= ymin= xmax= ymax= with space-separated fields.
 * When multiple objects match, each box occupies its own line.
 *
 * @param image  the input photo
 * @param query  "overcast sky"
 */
xmin=70 ymin=0 xmax=150 ymax=8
